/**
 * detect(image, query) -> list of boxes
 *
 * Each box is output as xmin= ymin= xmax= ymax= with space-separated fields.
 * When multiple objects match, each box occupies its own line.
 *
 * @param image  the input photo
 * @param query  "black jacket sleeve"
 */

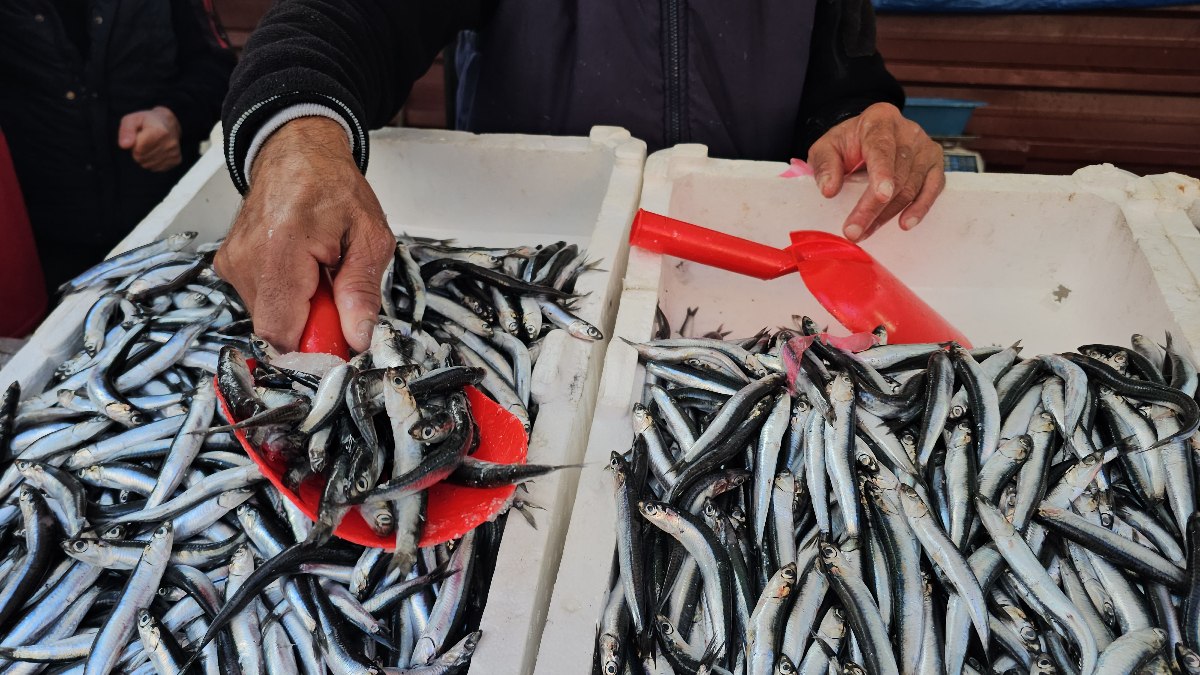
xmin=793 ymin=0 xmax=905 ymax=158
xmin=160 ymin=0 xmax=237 ymax=148
xmin=221 ymin=0 xmax=488 ymax=193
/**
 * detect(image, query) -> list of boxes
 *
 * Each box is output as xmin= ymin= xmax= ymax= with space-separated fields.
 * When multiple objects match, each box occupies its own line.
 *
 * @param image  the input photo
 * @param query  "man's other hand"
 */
xmin=808 ymin=102 xmax=946 ymax=243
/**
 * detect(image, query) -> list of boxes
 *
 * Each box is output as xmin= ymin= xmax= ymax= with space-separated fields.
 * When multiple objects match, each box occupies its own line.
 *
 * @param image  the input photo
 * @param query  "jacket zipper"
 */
xmin=662 ymin=0 xmax=687 ymax=146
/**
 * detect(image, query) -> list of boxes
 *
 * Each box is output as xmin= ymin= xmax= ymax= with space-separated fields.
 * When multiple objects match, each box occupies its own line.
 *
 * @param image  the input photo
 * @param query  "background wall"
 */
xmin=876 ymin=5 xmax=1200 ymax=176
xmin=212 ymin=1 xmax=1199 ymax=176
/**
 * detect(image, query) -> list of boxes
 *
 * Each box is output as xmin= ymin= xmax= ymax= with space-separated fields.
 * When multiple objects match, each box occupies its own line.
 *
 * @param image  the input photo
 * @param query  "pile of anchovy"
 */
xmin=0 ymin=231 xmax=599 ymax=674
xmin=602 ymin=315 xmax=1200 ymax=675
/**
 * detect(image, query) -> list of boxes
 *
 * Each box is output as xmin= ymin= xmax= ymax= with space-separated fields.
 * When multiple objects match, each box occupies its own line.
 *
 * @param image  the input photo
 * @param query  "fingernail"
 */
xmin=817 ymin=174 xmax=829 ymax=192
xmin=356 ymin=319 xmax=374 ymax=342
xmin=903 ymin=216 xmax=921 ymax=230
xmin=845 ymin=224 xmax=864 ymax=241
xmin=878 ymin=180 xmax=894 ymax=200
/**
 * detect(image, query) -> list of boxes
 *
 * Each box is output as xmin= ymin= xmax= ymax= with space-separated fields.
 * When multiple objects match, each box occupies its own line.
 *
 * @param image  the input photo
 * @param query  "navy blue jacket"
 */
xmin=223 ymin=0 xmax=904 ymax=194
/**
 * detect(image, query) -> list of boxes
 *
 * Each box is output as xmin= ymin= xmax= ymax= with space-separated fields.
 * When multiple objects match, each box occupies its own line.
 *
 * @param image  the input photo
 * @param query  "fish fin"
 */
xmin=368 ymin=630 xmax=397 ymax=651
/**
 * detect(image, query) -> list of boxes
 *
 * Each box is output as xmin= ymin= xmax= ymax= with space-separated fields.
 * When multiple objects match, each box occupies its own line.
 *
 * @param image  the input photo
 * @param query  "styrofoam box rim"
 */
xmin=532 ymin=145 xmax=1200 ymax=674
xmin=0 ymin=125 xmax=648 ymax=675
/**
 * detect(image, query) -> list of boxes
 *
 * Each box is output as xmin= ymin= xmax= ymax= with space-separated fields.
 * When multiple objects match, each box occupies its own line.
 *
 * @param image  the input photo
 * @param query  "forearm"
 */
xmin=794 ymin=0 xmax=905 ymax=157
xmin=222 ymin=0 xmax=487 ymax=193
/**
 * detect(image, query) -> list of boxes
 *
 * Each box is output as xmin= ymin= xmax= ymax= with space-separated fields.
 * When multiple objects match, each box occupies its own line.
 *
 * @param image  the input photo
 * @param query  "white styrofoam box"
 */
xmin=0 ymin=126 xmax=647 ymax=675
xmin=534 ymin=146 xmax=1200 ymax=673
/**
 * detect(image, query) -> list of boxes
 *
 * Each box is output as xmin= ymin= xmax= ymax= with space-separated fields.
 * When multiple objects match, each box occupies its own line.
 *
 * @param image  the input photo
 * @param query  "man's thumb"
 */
xmin=331 ymin=233 xmax=391 ymax=353
xmin=118 ymin=113 xmax=144 ymax=149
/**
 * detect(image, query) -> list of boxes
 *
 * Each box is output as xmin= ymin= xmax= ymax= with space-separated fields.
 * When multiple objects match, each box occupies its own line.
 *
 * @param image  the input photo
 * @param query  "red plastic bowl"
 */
xmin=215 ymin=274 xmax=529 ymax=548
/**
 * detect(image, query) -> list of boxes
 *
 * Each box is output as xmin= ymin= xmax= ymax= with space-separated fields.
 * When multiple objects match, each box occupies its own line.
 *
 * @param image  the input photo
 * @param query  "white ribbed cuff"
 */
xmin=243 ymin=103 xmax=355 ymax=183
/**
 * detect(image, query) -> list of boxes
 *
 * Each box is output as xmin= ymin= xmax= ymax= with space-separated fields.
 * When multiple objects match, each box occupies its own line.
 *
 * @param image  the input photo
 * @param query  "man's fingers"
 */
xmin=215 ymin=229 xmax=316 ymax=354
xmin=133 ymin=126 xmax=167 ymax=160
xmin=808 ymin=140 xmax=847 ymax=198
xmin=861 ymin=168 xmax=926 ymax=238
xmin=213 ymin=246 xmax=253 ymax=309
xmin=117 ymin=114 xmax=144 ymax=150
xmin=138 ymin=149 xmax=182 ymax=172
xmin=843 ymin=120 xmax=900 ymax=241
xmin=860 ymin=119 xmax=898 ymax=205
xmin=252 ymin=253 xmax=318 ymax=353
xmin=900 ymin=164 xmax=946 ymax=231
xmin=332 ymin=217 xmax=395 ymax=352
xmin=890 ymin=140 xmax=916 ymax=203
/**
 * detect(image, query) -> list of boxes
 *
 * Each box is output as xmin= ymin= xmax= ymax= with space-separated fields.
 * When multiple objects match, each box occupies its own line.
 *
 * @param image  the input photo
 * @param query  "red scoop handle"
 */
xmin=300 ymin=274 xmax=351 ymax=359
xmin=630 ymin=210 xmax=794 ymax=279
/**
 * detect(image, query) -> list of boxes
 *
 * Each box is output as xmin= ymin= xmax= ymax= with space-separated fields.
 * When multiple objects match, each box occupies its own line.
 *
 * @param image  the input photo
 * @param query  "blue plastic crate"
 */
xmin=902 ymin=98 xmax=987 ymax=137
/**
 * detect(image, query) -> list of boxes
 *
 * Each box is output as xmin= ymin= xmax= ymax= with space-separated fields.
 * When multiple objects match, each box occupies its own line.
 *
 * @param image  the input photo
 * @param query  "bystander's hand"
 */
xmin=117 ymin=106 xmax=184 ymax=172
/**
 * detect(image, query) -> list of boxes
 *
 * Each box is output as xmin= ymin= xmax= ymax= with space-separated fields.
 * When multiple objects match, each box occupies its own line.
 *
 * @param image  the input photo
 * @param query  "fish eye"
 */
xmin=783 ymin=567 xmax=796 ymax=580
xmin=356 ymin=477 xmax=370 ymax=492
xmin=819 ymin=543 xmax=837 ymax=558
xmin=1037 ymin=656 xmax=1052 ymax=668
xmin=605 ymin=664 xmax=618 ymax=675
xmin=72 ymin=540 xmax=89 ymax=552
xmin=156 ymin=525 xmax=169 ymax=536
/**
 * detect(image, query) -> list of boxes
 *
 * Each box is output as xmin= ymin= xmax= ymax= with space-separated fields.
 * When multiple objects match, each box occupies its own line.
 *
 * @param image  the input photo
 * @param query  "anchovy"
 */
xmin=0 ymin=231 xmax=596 ymax=675
xmin=601 ymin=319 xmax=1200 ymax=675
xmin=83 ymin=521 xmax=173 ymax=675
xmin=0 ymin=487 xmax=58 ymax=629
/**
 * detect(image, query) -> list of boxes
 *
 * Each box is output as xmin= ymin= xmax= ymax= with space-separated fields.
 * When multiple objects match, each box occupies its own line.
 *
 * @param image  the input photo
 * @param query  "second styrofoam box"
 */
xmin=0 ymin=126 xmax=646 ymax=675
xmin=534 ymin=145 xmax=1200 ymax=673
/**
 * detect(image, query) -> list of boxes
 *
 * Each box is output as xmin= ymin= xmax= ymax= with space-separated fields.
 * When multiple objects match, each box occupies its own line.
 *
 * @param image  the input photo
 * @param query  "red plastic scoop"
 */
xmin=215 ymin=274 xmax=529 ymax=548
xmin=629 ymin=209 xmax=970 ymax=347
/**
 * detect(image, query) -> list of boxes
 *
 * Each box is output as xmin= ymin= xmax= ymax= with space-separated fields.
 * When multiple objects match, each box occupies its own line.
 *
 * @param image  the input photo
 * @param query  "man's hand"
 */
xmin=214 ymin=116 xmax=395 ymax=353
xmin=117 ymin=107 xmax=184 ymax=172
xmin=808 ymin=102 xmax=945 ymax=242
